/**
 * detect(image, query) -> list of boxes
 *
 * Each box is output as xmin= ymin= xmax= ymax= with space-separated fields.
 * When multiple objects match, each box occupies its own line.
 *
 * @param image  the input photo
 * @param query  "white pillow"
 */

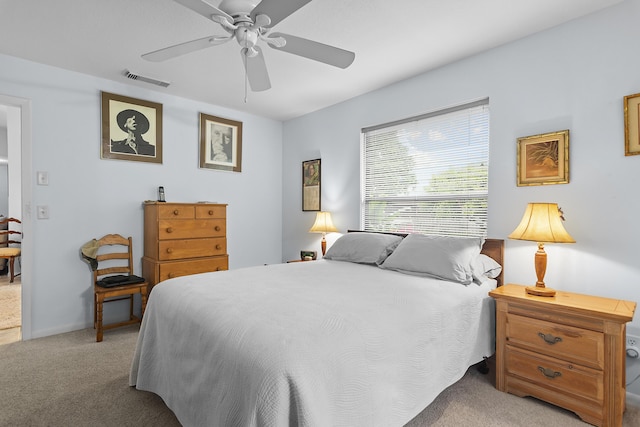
xmin=380 ymin=234 xmax=484 ymax=285
xmin=324 ymin=232 xmax=403 ymax=265
xmin=472 ymin=254 xmax=503 ymax=284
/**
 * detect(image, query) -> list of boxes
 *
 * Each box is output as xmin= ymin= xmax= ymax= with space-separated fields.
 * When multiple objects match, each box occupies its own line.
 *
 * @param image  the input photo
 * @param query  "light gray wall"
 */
xmin=283 ymin=0 xmax=640 ymax=332
xmin=0 ymin=53 xmax=283 ymax=338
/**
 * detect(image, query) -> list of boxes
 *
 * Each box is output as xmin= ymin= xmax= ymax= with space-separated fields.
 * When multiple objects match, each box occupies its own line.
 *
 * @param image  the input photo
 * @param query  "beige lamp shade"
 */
xmin=309 ymin=211 xmax=338 ymax=234
xmin=508 ymin=203 xmax=575 ymax=243
xmin=509 ymin=203 xmax=575 ymax=297
xmin=309 ymin=211 xmax=338 ymax=256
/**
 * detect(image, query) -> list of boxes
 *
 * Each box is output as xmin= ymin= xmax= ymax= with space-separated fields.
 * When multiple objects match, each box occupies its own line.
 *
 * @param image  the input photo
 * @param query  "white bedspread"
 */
xmin=130 ymin=260 xmax=496 ymax=427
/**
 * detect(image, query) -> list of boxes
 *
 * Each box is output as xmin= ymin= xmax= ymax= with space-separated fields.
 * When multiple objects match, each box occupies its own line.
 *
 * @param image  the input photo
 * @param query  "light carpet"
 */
xmin=1 ymin=326 xmax=639 ymax=426
xmin=0 ymin=283 xmax=20 ymax=330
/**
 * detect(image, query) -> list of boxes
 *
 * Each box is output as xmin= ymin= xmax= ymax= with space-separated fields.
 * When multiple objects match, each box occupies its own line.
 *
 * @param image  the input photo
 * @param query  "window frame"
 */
xmin=360 ymin=98 xmax=489 ymax=237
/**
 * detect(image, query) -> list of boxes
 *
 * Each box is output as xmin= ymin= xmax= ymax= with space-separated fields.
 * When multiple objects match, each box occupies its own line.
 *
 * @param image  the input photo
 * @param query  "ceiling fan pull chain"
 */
xmin=244 ymin=51 xmax=249 ymax=103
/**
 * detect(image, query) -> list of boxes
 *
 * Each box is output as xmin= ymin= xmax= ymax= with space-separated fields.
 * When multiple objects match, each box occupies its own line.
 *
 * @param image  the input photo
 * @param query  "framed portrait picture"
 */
xmin=516 ymin=130 xmax=569 ymax=186
xmin=199 ymin=113 xmax=243 ymax=172
xmin=101 ymin=91 xmax=162 ymax=163
xmin=302 ymin=159 xmax=321 ymax=211
xmin=624 ymin=92 xmax=640 ymax=156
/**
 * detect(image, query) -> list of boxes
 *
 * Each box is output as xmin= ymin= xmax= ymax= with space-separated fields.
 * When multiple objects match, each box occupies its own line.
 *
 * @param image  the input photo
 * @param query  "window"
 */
xmin=361 ymin=99 xmax=489 ymax=237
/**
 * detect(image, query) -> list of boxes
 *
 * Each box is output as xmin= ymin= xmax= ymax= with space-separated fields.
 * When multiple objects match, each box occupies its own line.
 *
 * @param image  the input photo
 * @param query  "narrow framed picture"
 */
xmin=199 ymin=113 xmax=242 ymax=172
xmin=101 ymin=91 xmax=162 ymax=163
xmin=516 ymin=130 xmax=569 ymax=186
xmin=302 ymin=159 xmax=321 ymax=211
xmin=624 ymin=92 xmax=640 ymax=156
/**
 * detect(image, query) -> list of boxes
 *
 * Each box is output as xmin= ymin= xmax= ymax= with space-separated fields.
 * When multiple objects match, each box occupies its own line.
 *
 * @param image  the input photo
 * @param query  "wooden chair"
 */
xmin=92 ymin=234 xmax=148 ymax=342
xmin=0 ymin=217 xmax=22 ymax=283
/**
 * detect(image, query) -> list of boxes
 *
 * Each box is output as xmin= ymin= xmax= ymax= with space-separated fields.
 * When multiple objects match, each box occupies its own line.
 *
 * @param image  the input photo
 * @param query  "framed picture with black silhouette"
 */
xmin=101 ymin=91 xmax=163 ymax=164
xmin=302 ymin=159 xmax=321 ymax=211
xmin=199 ymin=113 xmax=243 ymax=172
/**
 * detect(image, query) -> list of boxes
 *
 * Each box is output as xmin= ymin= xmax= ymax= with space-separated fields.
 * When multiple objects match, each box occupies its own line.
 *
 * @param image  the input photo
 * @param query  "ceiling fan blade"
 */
xmin=242 ymin=47 xmax=271 ymax=92
xmin=250 ymin=0 xmax=312 ymax=28
xmin=270 ymin=33 xmax=355 ymax=69
xmin=142 ymin=35 xmax=231 ymax=62
xmin=174 ymin=0 xmax=233 ymax=23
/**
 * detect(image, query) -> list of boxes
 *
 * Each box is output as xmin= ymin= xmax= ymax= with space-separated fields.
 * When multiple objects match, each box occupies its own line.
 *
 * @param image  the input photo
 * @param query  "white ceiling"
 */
xmin=0 ymin=0 xmax=623 ymax=121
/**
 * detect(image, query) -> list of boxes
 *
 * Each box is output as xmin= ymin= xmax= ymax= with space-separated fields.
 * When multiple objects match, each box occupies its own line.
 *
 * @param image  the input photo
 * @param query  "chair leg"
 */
xmin=95 ymin=293 xmax=104 ymax=342
xmin=9 ymin=257 xmax=14 ymax=283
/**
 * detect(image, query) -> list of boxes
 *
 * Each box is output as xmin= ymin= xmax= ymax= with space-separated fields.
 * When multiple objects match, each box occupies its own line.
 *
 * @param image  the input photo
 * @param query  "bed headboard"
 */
xmin=480 ymin=238 xmax=504 ymax=287
xmin=347 ymin=230 xmax=505 ymax=287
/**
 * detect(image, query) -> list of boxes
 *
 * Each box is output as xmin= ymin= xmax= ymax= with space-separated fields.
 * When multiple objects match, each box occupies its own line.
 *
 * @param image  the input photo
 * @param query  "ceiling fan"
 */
xmin=142 ymin=0 xmax=356 ymax=92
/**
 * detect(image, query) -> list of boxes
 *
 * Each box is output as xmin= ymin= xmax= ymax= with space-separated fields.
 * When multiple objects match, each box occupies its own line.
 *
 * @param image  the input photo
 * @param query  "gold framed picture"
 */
xmin=624 ymin=92 xmax=640 ymax=156
xmin=516 ymin=130 xmax=569 ymax=186
xmin=302 ymin=159 xmax=321 ymax=211
xmin=199 ymin=113 xmax=243 ymax=172
xmin=101 ymin=91 xmax=162 ymax=163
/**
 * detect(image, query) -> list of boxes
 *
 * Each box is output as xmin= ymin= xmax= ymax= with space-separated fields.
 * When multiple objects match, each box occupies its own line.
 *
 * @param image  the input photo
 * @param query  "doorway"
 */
xmin=0 ymin=95 xmax=32 ymax=344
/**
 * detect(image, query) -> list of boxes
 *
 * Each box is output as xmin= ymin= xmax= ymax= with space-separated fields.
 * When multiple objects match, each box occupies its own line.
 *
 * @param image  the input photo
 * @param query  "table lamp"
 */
xmin=309 ymin=211 xmax=338 ymax=256
xmin=508 ymin=203 xmax=575 ymax=297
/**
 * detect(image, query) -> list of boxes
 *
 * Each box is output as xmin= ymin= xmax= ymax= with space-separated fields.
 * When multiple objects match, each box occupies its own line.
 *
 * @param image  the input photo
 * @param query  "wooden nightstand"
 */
xmin=489 ymin=284 xmax=636 ymax=427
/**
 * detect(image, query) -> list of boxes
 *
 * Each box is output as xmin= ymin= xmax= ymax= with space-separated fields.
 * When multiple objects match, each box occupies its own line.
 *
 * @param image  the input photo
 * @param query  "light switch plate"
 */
xmin=37 ymin=171 xmax=49 ymax=186
xmin=37 ymin=205 xmax=49 ymax=219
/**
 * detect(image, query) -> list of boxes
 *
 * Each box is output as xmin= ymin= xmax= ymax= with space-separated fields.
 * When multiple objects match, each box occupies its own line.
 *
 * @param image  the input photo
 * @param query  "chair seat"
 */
xmin=0 ymin=248 xmax=20 ymax=256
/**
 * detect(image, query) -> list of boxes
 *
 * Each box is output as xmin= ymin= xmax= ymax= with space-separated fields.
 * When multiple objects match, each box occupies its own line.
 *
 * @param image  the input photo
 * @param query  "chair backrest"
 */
xmin=0 ymin=217 xmax=22 ymax=247
xmin=92 ymin=234 xmax=134 ymax=283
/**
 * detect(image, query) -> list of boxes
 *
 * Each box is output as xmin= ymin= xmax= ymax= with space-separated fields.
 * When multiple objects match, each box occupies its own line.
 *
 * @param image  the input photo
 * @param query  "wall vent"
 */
xmin=123 ymin=70 xmax=170 ymax=88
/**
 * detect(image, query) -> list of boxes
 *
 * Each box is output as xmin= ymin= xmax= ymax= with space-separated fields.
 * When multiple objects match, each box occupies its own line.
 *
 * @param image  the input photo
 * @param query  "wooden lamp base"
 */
xmin=526 ymin=242 xmax=556 ymax=297
xmin=525 ymin=285 xmax=556 ymax=297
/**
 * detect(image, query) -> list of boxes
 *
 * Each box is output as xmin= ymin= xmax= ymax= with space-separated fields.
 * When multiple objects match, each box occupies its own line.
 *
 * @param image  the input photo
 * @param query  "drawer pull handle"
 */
xmin=166 ymin=227 xmax=174 ymax=233
xmin=168 ymin=273 xmax=175 ymax=278
xmin=173 ymin=209 xmax=179 ymax=216
xmin=208 ymin=210 xmax=214 ymax=215
xmin=214 ymin=225 xmax=221 ymax=232
xmin=538 ymin=332 xmax=562 ymax=345
xmin=538 ymin=366 xmax=562 ymax=379
xmin=216 ymin=244 xmax=222 ymax=250
xmin=166 ymin=248 xmax=173 ymax=253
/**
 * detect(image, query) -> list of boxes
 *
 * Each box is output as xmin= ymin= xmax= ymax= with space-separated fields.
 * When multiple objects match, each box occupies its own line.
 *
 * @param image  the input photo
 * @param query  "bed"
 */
xmin=130 ymin=233 xmax=504 ymax=427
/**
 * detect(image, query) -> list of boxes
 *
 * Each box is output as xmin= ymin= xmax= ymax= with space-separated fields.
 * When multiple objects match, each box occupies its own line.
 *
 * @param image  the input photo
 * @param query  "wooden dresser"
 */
xmin=142 ymin=202 xmax=228 ymax=289
xmin=490 ymin=284 xmax=636 ymax=426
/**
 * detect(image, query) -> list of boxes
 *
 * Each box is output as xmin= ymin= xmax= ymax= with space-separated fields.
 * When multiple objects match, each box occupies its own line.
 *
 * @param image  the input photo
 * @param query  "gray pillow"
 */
xmin=324 ymin=232 xmax=403 ymax=265
xmin=380 ymin=234 xmax=484 ymax=285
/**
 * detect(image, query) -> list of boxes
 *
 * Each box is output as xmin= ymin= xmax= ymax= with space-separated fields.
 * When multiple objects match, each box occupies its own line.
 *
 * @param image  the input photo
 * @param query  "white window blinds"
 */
xmin=361 ymin=99 xmax=489 ymax=237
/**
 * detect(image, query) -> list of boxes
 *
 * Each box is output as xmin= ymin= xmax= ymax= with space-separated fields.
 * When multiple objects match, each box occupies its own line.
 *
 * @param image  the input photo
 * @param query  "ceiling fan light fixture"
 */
xmin=236 ymin=26 xmax=258 ymax=48
xmin=241 ymin=46 xmax=259 ymax=58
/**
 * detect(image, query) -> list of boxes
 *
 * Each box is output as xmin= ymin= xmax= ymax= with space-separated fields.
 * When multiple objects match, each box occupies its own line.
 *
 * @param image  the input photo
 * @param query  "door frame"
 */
xmin=0 ymin=94 xmax=32 ymax=340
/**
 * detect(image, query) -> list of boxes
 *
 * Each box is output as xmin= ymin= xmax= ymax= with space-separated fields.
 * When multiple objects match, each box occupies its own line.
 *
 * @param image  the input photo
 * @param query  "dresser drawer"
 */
xmin=158 ymin=237 xmax=226 ymax=261
xmin=158 ymin=219 xmax=226 ymax=240
xmin=157 ymin=204 xmax=195 ymax=219
xmin=506 ymin=313 xmax=604 ymax=370
xmin=195 ymin=204 xmax=226 ymax=219
xmin=506 ymin=347 xmax=603 ymax=402
xmin=159 ymin=256 xmax=228 ymax=281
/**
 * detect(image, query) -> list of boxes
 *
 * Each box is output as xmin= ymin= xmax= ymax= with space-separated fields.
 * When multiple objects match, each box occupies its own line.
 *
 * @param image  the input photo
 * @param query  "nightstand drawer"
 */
xmin=506 ymin=347 xmax=603 ymax=402
xmin=158 ymin=237 xmax=226 ymax=260
xmin=506 ymin=313 xmax=604 ymax=370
